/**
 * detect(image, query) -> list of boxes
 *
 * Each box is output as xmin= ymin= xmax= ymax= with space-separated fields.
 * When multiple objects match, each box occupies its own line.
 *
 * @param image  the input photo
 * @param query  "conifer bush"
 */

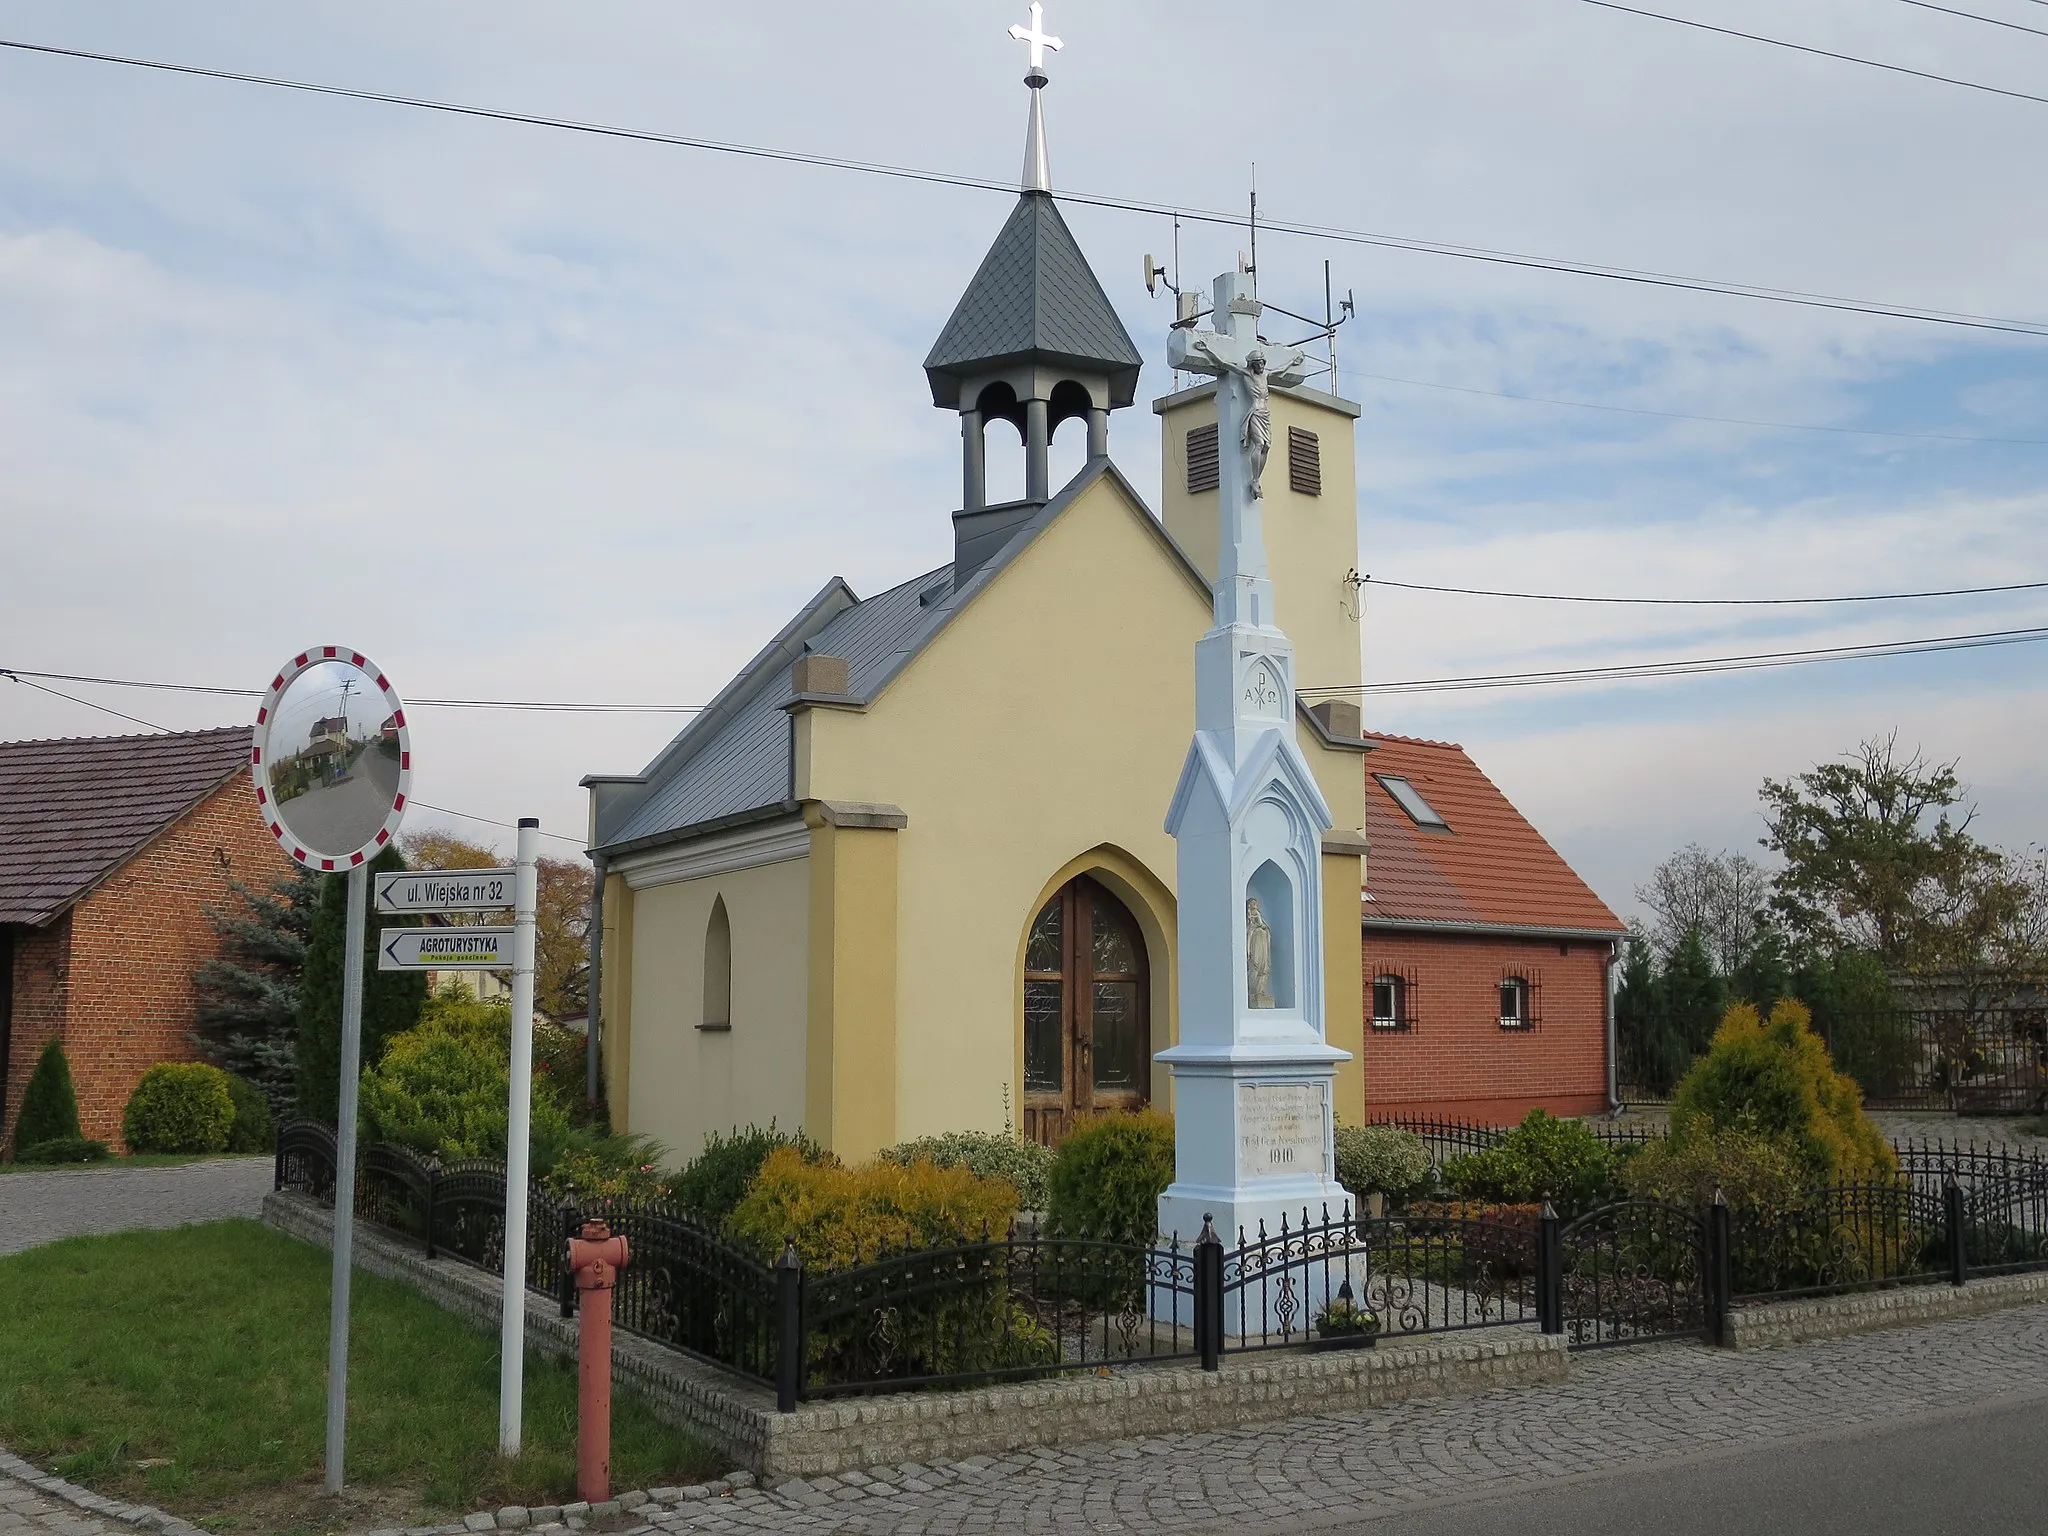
xmin=1668 ymin=999 xmax=1895 ymax=1185
xmin=295 ymin=845 xmax=427 ymax=1126
xmin=666 ymin=1123 xmax=836 ymax=1228
xmin=223 ymin=1073 xmax=276 ymax=1153
xmin=1045 ymin=1110 xmax=1176 ymax=1244
xmin=123 ymin=1063 xmax=236 ymax=1154
xmin=16 ymin=1135 xmax=110 ymax=1164
xmin=12 ymin=1039 xmax=84 ymax=1154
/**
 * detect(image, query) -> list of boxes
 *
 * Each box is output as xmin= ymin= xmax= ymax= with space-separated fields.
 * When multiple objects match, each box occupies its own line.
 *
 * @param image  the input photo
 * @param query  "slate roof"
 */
xmin=924 ymin=193 xmax=1144 ymax=409
xmin=1361 ymin=733 xmax=1625 ymax=937
xmin=0 ymin=727 xmax=253 ymax=926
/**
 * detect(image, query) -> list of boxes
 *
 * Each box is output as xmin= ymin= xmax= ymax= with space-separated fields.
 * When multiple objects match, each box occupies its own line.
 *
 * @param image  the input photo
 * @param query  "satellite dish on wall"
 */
xmin=1143 ymin=254 xmax=1164 ymax=297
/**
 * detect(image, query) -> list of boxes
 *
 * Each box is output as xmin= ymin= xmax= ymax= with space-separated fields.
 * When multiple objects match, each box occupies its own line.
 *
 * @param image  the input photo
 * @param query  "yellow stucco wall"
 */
xmin=599 ymin=873 xmax=634 ymax=1123
xmin=798 ymin=468 xmax=1366 ymax=1142
xmin=1156 ymin=384 xmax=1365 ymax=699
xmin=804 ymin=813 xmax=900 ymax=1161
xmin=620 ymin=856 xmax=810 ymax=1163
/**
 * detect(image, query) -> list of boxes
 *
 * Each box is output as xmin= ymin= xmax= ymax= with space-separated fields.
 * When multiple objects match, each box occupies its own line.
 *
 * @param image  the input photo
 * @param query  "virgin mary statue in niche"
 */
xmin=1246 ymin=896 xmax=1276 ymax=1008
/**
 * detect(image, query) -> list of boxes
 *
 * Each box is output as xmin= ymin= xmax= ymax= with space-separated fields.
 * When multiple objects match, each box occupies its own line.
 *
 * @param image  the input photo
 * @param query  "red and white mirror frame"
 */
xmin=250 ymin=645 xmax=412 ymax=871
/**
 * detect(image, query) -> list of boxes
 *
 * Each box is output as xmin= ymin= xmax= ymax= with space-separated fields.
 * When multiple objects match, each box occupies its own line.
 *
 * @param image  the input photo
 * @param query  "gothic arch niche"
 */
xmin=701 ymin=895 xmax=732 ymax=1030
xmin=1245 ymin=859 xmax=1296 ymax=1010
xmin=1020 ymin=873 xmax=1152 ymax=1146
xmin=975 ymin=381 xmax=1028 ymax=504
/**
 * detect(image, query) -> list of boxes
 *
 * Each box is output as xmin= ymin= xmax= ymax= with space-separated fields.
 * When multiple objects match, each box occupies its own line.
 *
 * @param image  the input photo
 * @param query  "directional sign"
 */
xmin=374 ymin=868 xmax=516 ymax=915
xmin=379 ymin=926 xmax=514 ymax=971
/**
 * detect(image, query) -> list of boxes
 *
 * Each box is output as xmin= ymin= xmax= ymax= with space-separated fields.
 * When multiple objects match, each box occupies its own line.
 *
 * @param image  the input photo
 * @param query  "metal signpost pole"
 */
xmin=499 ymin=817 xmax=541 ymax=1456
xmin=325 ymin=861 xmax=369 ymax=1493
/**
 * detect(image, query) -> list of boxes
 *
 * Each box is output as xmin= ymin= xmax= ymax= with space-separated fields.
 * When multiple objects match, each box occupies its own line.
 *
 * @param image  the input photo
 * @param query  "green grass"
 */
xmin=2016 ymin=1116 xmax=2048 ymax=1139
xmin=0 ymin=1222 xmax=721 ymax=1530
xmin=0 ymin=1152 xmax=258 ymax=1174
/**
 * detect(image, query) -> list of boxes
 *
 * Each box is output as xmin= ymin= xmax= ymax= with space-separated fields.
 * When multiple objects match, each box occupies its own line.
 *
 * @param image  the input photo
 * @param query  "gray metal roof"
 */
xmin=591 ymin=460 xmax=1195 ymax=857
xmin=924 ymin=193 xmax=1143 ymax=408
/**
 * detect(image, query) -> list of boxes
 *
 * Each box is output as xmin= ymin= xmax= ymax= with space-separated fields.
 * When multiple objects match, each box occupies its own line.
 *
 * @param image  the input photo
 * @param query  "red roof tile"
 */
xmin=1362 ymin=734 xmax=1624 ymax=937
xmin=0 ymin=727 xmax=253 ymax=926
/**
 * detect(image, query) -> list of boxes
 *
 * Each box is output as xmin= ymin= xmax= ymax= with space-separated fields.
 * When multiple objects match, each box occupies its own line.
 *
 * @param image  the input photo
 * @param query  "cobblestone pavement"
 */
xmin=638 ymin=1303 xmax=2048 ymax=1536
xmin=0 ymin=1158 xmax=272 ymax=1257
xmin=3 ymin=1304 xmax=2044 ymax=1535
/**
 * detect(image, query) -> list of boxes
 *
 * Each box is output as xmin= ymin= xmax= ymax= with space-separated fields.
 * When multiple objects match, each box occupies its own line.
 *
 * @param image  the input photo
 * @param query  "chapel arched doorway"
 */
xmin=1022 ymin=875 xmax=1150 ymax=1145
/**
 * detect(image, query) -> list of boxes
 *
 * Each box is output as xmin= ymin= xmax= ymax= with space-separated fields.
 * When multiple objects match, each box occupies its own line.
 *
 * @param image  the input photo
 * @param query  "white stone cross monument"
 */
xmin=1157 ymin=265 xmax=1351 ymax=1250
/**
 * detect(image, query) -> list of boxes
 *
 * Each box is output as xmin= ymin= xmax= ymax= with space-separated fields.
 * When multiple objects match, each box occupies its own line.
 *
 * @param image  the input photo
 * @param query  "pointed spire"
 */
xmin=1022 ymin=76 xmax=1051 ymax=193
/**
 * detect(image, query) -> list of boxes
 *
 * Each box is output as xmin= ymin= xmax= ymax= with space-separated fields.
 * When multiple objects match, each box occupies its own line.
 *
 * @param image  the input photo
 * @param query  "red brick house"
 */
xmin=1359 ymin=733 xmax=1627 ymax=1123
xmin=0 ymin=728 xmax=290 ymax=1152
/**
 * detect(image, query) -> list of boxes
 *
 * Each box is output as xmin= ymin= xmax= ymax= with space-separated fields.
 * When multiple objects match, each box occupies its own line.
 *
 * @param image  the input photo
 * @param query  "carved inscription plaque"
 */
xmin=1235 ymin=1081 xmax=1328 ymax=1182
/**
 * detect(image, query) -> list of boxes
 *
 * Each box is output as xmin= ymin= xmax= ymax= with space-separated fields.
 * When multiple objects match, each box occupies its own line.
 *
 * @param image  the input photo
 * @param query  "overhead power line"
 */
xmin=0 ymin=666 xmax=701 ymax=713
xmin=1894 ymin=0 xmax=2048 ymax=41
xmin=4 ymin=35 xmax=2048 ymax=338
xmin=3 ymin=669 xmax=590 ymax=848
xmin=1299 ymin=624 xmax=2048 ymax=696
xmin=1579 ymin=0 xmax=2048 ymax=108
xmin=1352 ymin=369 xmax=2048 ymax=446
xmin=1351 ymin=576 xmax=2048 ymax=606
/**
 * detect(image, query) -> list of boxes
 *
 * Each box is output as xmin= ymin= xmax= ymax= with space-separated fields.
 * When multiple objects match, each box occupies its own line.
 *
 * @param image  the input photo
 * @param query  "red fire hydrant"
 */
xmin=568 ymin=1218 xmax=630 ymax=1504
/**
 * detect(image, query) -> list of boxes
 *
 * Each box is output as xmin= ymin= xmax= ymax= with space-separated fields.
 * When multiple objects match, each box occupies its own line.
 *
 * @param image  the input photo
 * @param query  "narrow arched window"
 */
xmin=701 ymin=896 xmax=732 ymax=1031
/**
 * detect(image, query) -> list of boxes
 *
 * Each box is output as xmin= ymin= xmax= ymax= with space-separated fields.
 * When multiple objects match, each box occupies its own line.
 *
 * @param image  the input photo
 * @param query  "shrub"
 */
xmin=1334 ymin=1125 xmax=1432 ymax=1208
xmin=879 ymin=1131 xmax=1056 ymax=1212
xmin=123 ymin=1063 xmax=235 ymax=1154
xmin=541 ymin=1132 xmax=670 ymax=1203
xmin=357 ymin=997 xmax=572 ymax=1168
xmin=13 ymin=1039 xmax=83 ymax=1153
xmin=725 ymin=1146 xmax=1022 ymax=1268
xmin=223 ymin=1073 xmax=275 ymax=1153
xmin=726 ymin=1148 xmax=1052 ymax=1386
xmin=1045 ymin=1110 xmax=1176 ymax=1244
xmin=1441 ymin=1110 xmax=1618 ymax=1215
xmin=17 ymin=1136 xmax=111 ymax=1164
xmin=1621 ymin=1128 xmax=1807 ymax=1216
xmin=1669 ymin=1000 xmax=1895 ymax=1185
xmin=1400 ymin=1200 xmax=1542 ymax=1279
xmin=666 ymin=1123 xmax=836 ymax=1229
xmin=295 ymin=845 xmax=428 ymax=1126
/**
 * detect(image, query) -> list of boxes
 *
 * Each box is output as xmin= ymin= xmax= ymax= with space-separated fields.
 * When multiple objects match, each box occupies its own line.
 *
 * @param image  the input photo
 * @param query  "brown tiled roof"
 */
xmin=1362 ymin=733 xmax=1625 ymax=937
xmin=0 ymin=727 xmax=252 ymax=926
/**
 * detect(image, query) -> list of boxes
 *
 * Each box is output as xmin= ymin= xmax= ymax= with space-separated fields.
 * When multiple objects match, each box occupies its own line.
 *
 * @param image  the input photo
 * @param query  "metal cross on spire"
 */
xmin=1009 ymin=3 xmax=1063 ymax=75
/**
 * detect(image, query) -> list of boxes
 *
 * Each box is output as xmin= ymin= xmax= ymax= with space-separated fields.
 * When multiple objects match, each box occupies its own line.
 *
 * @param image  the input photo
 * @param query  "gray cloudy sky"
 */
xmin=1 ymin=0 xmax=2043 ymax=914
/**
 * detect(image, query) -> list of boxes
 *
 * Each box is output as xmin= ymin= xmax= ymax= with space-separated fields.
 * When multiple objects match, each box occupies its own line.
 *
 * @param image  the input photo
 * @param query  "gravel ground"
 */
xmin=0 ymin=1158 xmax=273 ymax=1257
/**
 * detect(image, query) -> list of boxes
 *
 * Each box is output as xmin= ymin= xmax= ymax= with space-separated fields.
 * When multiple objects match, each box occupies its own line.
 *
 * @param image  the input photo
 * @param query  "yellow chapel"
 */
xmin=581 ymin=113 xmax=1372 ymax=1164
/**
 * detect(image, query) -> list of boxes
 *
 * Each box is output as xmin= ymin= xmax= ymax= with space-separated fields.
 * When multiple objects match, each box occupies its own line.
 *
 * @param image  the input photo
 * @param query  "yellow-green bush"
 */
xmin=358 ymin=996 xmax=571 ymax=1166
xmin=1669 ymin=1000 xmax=1895 ymax=1185
xmin=123 ymin=1063 xmax=235 ymax=1154
xmin=725 ymin=1147 xmax=1021 ymax=1268
xmin=1045 ymin=1110 xmax=1176 ymax=1244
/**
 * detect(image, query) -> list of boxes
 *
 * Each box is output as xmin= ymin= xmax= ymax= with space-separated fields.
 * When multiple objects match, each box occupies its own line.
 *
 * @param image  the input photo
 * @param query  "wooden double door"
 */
xmin=1022 ymin=876 xmax=1150 ymax=1146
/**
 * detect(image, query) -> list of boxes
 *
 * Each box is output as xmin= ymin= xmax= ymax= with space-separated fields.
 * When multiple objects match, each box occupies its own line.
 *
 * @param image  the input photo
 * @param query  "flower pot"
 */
xmin=1306 ymin=1331 xmax=1378 ymax=1351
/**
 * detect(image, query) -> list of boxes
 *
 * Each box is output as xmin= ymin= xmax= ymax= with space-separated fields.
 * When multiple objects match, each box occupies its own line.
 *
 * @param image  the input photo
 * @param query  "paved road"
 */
xmin=0 ymin=1158 xmax=272 ymax=1257
xmin=275 ymin=744 xmax=400 ymax=852
xmin=635 ymin=1302 xmax=2048 ymax=1535
xmin=1296 ymin=1387 xmax=2048 ymax=1534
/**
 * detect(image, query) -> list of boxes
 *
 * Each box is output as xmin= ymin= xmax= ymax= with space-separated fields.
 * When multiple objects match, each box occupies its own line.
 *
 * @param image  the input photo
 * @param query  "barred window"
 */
xmin=1499 ymin=971 xmax=1541 ymax=1031
xmin=1372 ymin=974 xmax=1406 ymax=1031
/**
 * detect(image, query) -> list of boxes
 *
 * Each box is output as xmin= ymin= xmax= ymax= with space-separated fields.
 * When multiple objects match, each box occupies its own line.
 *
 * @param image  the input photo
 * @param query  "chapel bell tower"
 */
xmin=923 ymin=8 xmax=1143 ymax=581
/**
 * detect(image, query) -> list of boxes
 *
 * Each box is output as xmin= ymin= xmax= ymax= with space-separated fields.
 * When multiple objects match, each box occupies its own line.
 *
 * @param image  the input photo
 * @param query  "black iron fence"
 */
xmin=1366 ymin=1115 xmax=1663 ymax=1170
xmin=1619 ymin=1006 xmax=2048 ymax=1111
xmin=274 ymin=1120 xmax=2048 ymax=1407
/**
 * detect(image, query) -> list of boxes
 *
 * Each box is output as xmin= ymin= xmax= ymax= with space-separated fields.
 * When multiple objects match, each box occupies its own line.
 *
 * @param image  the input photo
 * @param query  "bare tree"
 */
xmin=1636 ymin=843 xmax=1772 ymax=975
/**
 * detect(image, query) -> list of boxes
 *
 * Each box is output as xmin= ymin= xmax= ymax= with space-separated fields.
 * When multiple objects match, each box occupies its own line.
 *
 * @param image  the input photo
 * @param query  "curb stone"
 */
xmin=0 ymin=1441 xmax=752 ymax=1534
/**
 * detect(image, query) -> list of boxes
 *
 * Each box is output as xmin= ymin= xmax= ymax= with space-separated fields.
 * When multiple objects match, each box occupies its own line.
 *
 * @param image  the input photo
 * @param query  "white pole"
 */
xmin=325 ymin=863 xmax=369 ymax=1494
xmin=499 ymin=818 xmax=540 ymax=1456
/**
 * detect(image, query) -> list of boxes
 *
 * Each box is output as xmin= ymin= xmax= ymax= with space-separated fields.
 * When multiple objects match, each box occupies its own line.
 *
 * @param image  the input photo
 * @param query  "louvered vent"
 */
xmin=1186 ymin=423 xmax=1219 ymax=494
xmin=1288 ymin=426 xmax=1322 ymax=496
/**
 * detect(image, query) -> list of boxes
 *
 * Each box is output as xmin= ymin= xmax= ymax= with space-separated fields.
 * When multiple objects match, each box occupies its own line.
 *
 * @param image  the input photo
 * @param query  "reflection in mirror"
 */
xmin=267 ymin=660 xmax=401 ymax=858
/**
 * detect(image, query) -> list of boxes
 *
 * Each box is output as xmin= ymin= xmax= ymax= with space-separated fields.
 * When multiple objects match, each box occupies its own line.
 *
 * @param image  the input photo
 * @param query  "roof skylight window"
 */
xmin=1376 ymin=774 xmax=1449 ymax=831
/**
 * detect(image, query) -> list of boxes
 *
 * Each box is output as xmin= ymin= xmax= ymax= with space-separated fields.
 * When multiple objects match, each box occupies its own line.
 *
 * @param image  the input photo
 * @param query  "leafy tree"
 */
xmin=191 ymin=867 xmax=320 ymax=1115
xmin=1636 ymin=843 xmax=1771 ymax=974
xmin=295 ymin=844 xmax=428 ymax=1127
xmin=1730 ymin=914 xmax=1792 ymax=1012
xmin=12 ymin=1039 xmax=83 ymax=1153
xmin=399 ymin=831 xmax=593 ymax=1024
